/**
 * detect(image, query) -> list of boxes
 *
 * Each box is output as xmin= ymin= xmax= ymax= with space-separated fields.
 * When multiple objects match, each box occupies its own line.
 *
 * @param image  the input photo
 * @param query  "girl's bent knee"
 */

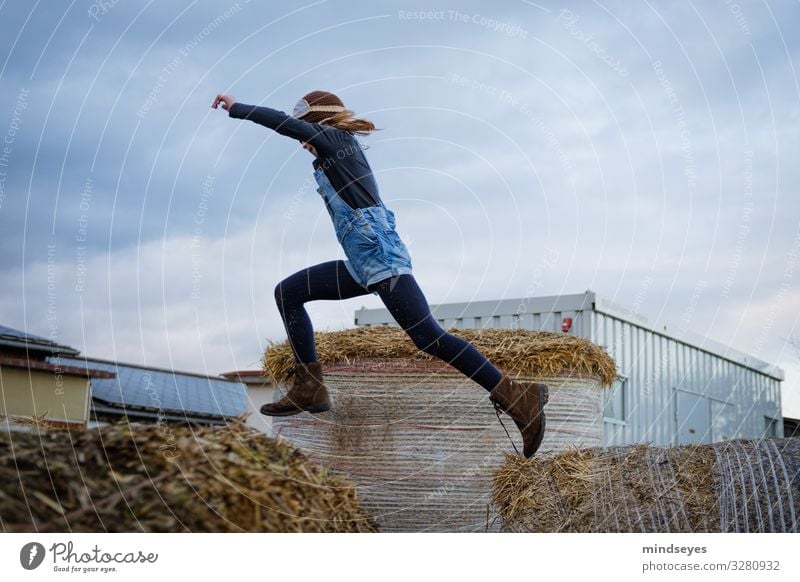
xmin=274 ymin=282 xmax=297 ymax=308
xmin=409 ymin=332 xmax=442 ymax=354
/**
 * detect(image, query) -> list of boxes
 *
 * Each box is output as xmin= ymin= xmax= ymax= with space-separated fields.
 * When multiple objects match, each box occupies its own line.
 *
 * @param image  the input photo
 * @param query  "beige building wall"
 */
xmin=0 ymin=367 xmax=90 ymax=426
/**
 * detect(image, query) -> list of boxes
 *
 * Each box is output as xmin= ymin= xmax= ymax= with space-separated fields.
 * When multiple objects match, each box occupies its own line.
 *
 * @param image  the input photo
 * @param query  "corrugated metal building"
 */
xmin=353 ymin=290 xmax=785 ymax=447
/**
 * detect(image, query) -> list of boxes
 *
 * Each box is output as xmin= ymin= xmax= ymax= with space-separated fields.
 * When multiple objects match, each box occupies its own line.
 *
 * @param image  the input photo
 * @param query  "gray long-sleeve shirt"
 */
xmin=228 ymin=102 xmax=381 ymax=209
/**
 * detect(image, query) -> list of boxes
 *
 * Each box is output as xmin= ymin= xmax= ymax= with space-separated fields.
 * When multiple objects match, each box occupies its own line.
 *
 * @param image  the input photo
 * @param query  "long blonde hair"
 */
xmin=318 ymin=109 xmax=380 ymax=136
xmin=297 ymin=90 xmax=380 ymax=135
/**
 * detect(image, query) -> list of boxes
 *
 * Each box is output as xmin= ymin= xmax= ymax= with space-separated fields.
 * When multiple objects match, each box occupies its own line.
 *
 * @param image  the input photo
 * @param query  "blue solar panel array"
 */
xmin=0 ymin=325 xmax=79 ymax=355
xmin=50 ymin=356 xmax=248 ymax=419
xmin=0 ymin=325 xmax=49 ymax=341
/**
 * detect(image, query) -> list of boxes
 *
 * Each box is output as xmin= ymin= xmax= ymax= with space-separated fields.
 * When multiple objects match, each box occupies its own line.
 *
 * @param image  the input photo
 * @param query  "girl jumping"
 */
xmin=212 ymin=90 xmax=548 ymax=457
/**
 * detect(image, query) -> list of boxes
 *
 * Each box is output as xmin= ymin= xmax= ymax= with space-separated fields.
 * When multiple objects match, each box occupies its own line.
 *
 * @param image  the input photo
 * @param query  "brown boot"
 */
xmin=260 ymin=361 xmax=331 ymax=416
xmin=489 ymin=374 xmax=548 ymax=458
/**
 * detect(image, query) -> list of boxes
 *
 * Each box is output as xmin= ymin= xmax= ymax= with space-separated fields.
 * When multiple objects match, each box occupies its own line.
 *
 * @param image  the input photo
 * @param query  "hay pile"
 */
xmin=492 ymin=437 xmax=800 ymax=533
xmin=0 ymin=413 xmax=72 ymax=431
xmin=0 ymin=417 xmax=377 ymax=533
xmin=262 ymin=327 xmax=617 ymax=387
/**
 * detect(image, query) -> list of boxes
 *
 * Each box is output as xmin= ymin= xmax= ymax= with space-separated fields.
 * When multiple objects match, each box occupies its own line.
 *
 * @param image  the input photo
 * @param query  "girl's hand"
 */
xmin=212 ymin=94 xmax=236 ymax=111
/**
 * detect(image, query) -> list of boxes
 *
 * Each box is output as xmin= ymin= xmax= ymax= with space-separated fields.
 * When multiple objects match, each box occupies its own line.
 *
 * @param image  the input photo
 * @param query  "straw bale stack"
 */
xmin=492 ymin=437 xmax=800 ymax=532
xmin=264 ymin=326 xmax=617 ymax=532
xmin=0 ymin=416 xmax=377 ymax=532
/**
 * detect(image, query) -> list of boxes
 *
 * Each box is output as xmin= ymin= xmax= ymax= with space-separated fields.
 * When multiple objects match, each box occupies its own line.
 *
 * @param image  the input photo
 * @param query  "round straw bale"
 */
xmin=0 ymin=417 xmax=377 ymax=532
xmin=492 ymin=437 xmax=800 ymax=532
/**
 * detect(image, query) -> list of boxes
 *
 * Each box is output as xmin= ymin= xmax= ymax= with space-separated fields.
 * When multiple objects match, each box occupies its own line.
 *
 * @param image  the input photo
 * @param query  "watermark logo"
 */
xmin=20 ymin=542 xmax=46 ymax=570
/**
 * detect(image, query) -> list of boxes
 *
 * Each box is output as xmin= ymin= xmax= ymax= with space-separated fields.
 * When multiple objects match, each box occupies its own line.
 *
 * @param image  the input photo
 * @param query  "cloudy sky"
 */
xmin=1 ymin=1 xmax=798 ymax=411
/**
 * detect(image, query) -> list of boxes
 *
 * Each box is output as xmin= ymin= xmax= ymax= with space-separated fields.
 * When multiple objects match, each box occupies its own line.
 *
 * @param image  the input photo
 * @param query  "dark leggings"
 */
xmin=273 ymin=260 xmax=504 ymax=392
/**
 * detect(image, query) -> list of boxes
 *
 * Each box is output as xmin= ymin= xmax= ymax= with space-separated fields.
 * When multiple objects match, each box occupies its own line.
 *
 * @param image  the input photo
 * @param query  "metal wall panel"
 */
xmin=591 ymin=311 xmax=783 ymax=446
xmin=677 ymin=390 xmax=710 ymax=444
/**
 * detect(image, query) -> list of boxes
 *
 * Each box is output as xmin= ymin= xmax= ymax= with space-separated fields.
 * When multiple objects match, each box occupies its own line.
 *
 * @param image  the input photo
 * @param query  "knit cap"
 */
xmin=292 ymin=90 xmax=346 ymax=124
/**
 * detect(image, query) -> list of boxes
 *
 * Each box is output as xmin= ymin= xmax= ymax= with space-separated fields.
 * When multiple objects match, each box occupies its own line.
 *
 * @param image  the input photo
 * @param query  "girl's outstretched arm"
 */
xmin=213 ymin=93 xmax=329 ymax=151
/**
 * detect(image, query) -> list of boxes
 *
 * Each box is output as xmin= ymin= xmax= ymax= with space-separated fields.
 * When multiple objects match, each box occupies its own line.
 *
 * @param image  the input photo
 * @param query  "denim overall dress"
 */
xmin=313 ymin=166 xmax=413 ymax=292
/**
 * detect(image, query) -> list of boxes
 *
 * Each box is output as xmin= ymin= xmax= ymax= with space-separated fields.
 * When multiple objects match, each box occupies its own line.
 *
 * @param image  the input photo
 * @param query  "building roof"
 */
xmin=0 ymin=325 xmax=80 ymax=356
xmin=220 ymin=370 xmax=273 ymax=385
xmin=0 ymin=354 xmax=115 ymax=378
xmin=49 ymin=355 xmax=248 ymax=420
xmin=590 ymin=292 xmax=785 ymax=381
